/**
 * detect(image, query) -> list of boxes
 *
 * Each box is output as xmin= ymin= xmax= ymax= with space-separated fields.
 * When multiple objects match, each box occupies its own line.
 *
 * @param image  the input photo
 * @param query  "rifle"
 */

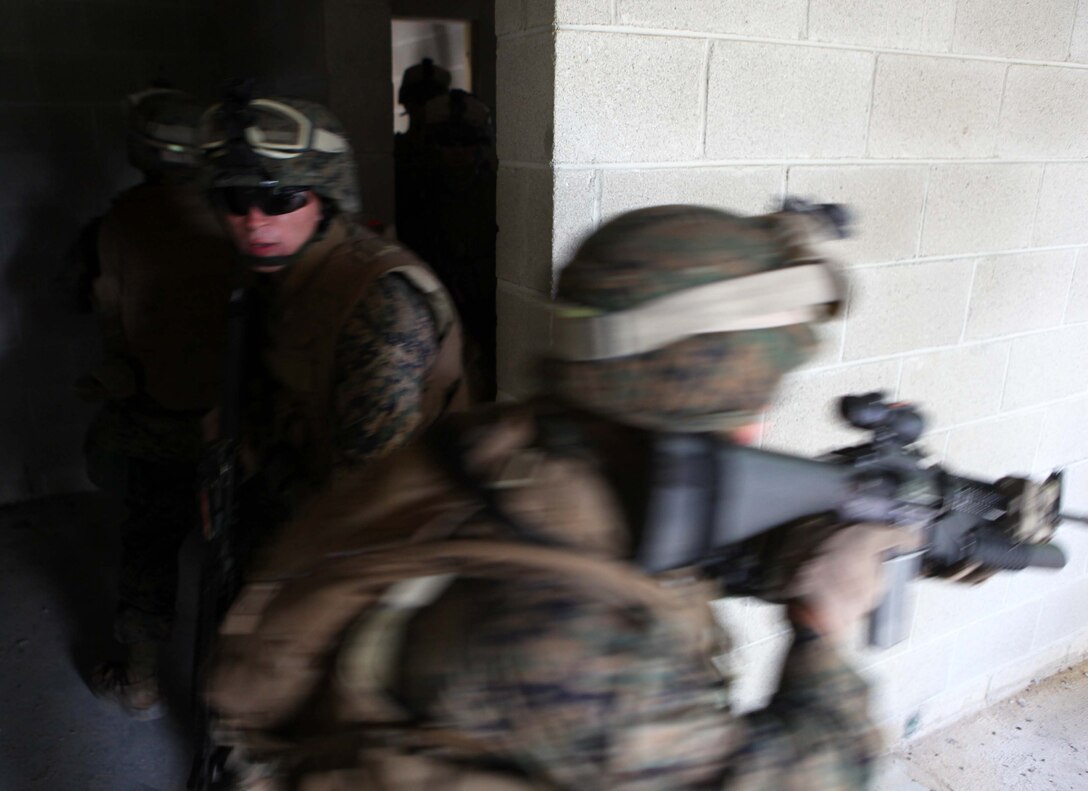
xmin=189 ymin=288 xmax=250 ymax=790
xmin=636 ymin=392 xmax=1071 ymax=647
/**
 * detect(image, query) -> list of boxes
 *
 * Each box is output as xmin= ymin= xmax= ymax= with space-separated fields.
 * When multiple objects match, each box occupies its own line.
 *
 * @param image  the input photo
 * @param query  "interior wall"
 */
xmin=0 ymin=0 xmax=226 ymax=502
xmin=494 ymin=0 xmax=1088 ymax=744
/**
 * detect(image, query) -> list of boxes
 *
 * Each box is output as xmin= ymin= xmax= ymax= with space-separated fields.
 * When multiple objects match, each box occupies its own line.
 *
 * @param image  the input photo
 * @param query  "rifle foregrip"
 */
xmin=969 ymin=535 xmax=1066 ymax=570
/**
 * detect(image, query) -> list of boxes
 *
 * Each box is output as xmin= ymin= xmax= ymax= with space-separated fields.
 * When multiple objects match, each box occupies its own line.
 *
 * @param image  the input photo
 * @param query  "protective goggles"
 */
xmin=211 ymin=186 xmax=311 ymax=216
xmin=199 ymin=99 xmax=348 ymax=159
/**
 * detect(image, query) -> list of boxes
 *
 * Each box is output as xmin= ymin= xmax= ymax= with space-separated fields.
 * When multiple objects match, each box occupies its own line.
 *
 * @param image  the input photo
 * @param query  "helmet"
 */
xmin=398 ymin=58 xmax=451 ymax=110
xmin=126 ymin=88 xmax=205 ymax=176
xmin=546 ymin=204 xmax=846 ymax=432
xmin=198 ymin=94 xmax=361 ymax=216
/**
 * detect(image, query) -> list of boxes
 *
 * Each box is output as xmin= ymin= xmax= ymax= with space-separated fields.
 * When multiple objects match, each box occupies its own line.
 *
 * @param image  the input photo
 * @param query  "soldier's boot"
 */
xmin=89 ymin=641 xmax=164 ymax=720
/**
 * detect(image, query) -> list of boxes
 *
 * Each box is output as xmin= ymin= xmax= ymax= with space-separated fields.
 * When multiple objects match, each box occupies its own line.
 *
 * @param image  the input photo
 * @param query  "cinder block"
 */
xmin=496 ymin=166 xmax=554 ymax=293
xmin=1004 ymin=526 xmax=1088 ymax=602
xmin=865 ymin=642 xmax=951 ymax=728
xmin=1033 ymin=164 xmax=1088 ymax=246
xmin=944 ymin=411 xmax=1046 ymax=479
xmin=496 ymin=281 xmax=552 ymax=397
xmin=946 ymin=603 xmax=1040 ymax=687
xmin=1035 ymin=395 xmax=1088 ymax=469
xmin=708 ymin=597 xmax=746 ymax=640
xmin=553 ymin=169 xmax=597 ymax=272
xmin=910 ymin=576 xmax=1012 ymax=645
xmin=868 ymin=55 xmax=1004 ymax=159
xmin=615 ymin=0 xmax=807 ymax=38
xmin=763 ymin=359 xmax=901 ymax=456
xmin=555 ymin=0 xmax=611 ymax=25
xmin=1063 ymin=251 xmax=1088 ymax=324
xmin=1065 ymin=627 xmax=1088 ymax=661
xmin=1059 ymin=460 xmax=1088 ymax=531
xmin=952 ymin=0 xmax=1078 ymax=61
xmin=600 ymin=166 xmax=783 ymax=222
xmin=787 ymin=165 xmax=927 ymax=266
xmin=898 ymin=345 xmax=1008 ymax=430
xmin=965 ymin=251 xmax=1077 ymax=340
xmin=496 ymin=32 xmax=554 ymax=163
xmin=706 ymin=42 xmax=874 ymax=159
xmin=525 ymin=0 xmax=555 ymax=28
xmin=920 ymin=165 xmax=1042 ymax=257
xmin=494 ymin=0 xmax=523 ymax=36
xmin=726 ymin=633 xmax=791 ymax=714
xmin=1003 ymin=326 xmax=1088 ymax=410
xmin=919 ymin=675 xmax=992 ymax=735
xmin=1033 ymin=579 xmax=1088 ymax=647
xmin=733 ymin=599 xmax=789 ymax=648
xmin=985 ymin=643 xmax=1071 ymax=704
xmin=554 ymin=32 xmax=704 ymax=163
xmin=1072 ymin=2 xmax=1088 ymax=62
xmin=801 ymin=317 xmax=845 ymax=370
xmin=997 ymin=66 xmax=1088 ymax=159
xmin=843 ymin=259 xmax=974 ymax=360
xmin=808 ymin=0 xmax=956 ymax=51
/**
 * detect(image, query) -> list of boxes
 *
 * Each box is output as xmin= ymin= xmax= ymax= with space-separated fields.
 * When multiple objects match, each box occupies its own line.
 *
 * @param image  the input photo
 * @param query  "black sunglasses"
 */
xmin=212 ymin=186 xmax=311 ymax=216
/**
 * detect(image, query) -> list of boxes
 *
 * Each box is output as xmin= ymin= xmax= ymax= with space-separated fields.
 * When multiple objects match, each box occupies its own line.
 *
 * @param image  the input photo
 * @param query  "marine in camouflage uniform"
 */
xmin=204 ymin=205 xmax=907 ymax=789
xmin=198 ymin=93 xmax=468 ymax=523
xmin=81 ymin=88 xmax=236 ymax=718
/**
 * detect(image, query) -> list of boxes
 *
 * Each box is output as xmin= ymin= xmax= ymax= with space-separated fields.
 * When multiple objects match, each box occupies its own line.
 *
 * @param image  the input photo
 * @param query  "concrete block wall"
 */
xmin=0 ymin=0 xmax=224 ymax=502
xmin=495 ymin=0 xmax=1088 ymax=742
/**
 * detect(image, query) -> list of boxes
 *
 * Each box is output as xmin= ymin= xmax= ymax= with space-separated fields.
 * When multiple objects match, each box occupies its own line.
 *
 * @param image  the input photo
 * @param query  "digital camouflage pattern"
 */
xmin=548 ymin=205 xmax=839 ymax=432
xmin=250 ymin=221 xmax=465 ymax=511
xmin=201 ymin=95 xmax=362 ymax=215
xmin=331 ymin=272 xmax=440 ymax=468
xmin=395 ymin=576 xmax=881 ymax=790
xmin=207 ymin=403 xmax=882 ymax=790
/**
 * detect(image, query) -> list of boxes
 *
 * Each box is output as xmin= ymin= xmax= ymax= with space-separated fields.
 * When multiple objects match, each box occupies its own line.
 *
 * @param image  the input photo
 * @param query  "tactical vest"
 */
xmin=260 ymin=221 xmax=468 ymax=500
xmin=94 ymin=182 xmax=235 ymax=412
xmin=208 ymin=406 xmax=717 ymax=789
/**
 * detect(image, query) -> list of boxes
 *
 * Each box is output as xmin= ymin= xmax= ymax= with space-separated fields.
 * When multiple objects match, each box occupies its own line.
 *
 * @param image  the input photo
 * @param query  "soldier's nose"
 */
xmin=244 ymin=206 xmax=270 ymax=229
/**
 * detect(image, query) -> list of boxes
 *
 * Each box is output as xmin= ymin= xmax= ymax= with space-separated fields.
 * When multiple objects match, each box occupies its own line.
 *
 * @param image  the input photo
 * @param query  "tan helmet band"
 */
xmin=550 ymin=262 xmax=841 ymax=362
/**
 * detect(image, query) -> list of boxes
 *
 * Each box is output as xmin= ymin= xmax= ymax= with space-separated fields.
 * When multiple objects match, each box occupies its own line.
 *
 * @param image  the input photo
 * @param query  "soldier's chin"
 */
xmin=245 ymin=254 xmax=294 ymax=273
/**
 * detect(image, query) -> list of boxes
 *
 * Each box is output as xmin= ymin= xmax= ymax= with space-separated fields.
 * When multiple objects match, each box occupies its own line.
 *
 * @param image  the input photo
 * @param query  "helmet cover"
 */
xmin=547 ymin=205 xmax=844 ymax=432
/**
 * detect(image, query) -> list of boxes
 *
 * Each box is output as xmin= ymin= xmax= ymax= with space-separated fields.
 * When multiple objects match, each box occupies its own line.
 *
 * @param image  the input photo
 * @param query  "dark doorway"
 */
xmin=390 ymin=9 xmax=497 ymax=400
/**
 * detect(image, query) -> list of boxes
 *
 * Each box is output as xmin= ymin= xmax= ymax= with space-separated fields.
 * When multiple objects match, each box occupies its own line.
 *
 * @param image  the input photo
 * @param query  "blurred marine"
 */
xmin=205 ymin=205 xmax=908 ymax=789
xmin=81 ymin=88 xmax=236 ymax=719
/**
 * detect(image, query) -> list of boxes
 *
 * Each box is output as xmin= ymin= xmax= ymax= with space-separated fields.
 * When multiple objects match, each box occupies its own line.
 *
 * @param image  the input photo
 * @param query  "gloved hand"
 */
xmin=783 ymin=524 xmax=919 ymax=642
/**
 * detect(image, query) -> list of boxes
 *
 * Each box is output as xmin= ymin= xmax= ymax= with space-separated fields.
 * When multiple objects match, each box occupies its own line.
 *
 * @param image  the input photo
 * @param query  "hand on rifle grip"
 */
xmin=784 ymin=524 xmax=920 ymax=642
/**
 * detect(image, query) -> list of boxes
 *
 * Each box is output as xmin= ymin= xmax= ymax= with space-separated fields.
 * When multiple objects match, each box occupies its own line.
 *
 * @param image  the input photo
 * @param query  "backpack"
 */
xmin=207 ymin=405 xmax=708 ymax=788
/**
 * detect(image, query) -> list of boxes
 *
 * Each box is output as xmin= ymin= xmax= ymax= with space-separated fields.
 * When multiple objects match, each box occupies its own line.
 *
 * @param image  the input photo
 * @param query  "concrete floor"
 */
xmin=2 ymin=494 xmax=1085 ymax=790
xmin=876 ymin=660 xmax=1088 ymax=791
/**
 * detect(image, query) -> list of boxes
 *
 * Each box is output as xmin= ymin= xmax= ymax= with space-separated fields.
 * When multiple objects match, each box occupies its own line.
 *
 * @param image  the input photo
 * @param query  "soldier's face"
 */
xmin=221 ymin=190 xmax=323 ymax=271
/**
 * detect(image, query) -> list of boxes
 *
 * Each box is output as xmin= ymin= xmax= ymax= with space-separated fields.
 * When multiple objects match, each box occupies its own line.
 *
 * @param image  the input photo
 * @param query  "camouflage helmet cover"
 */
xmin=199 ymin=95 xmax=361 ymax=215
xmin=126 ymin=88 xmax=205 ymax=175
xmin=547 ymin=204 xmax=844 ymax=432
